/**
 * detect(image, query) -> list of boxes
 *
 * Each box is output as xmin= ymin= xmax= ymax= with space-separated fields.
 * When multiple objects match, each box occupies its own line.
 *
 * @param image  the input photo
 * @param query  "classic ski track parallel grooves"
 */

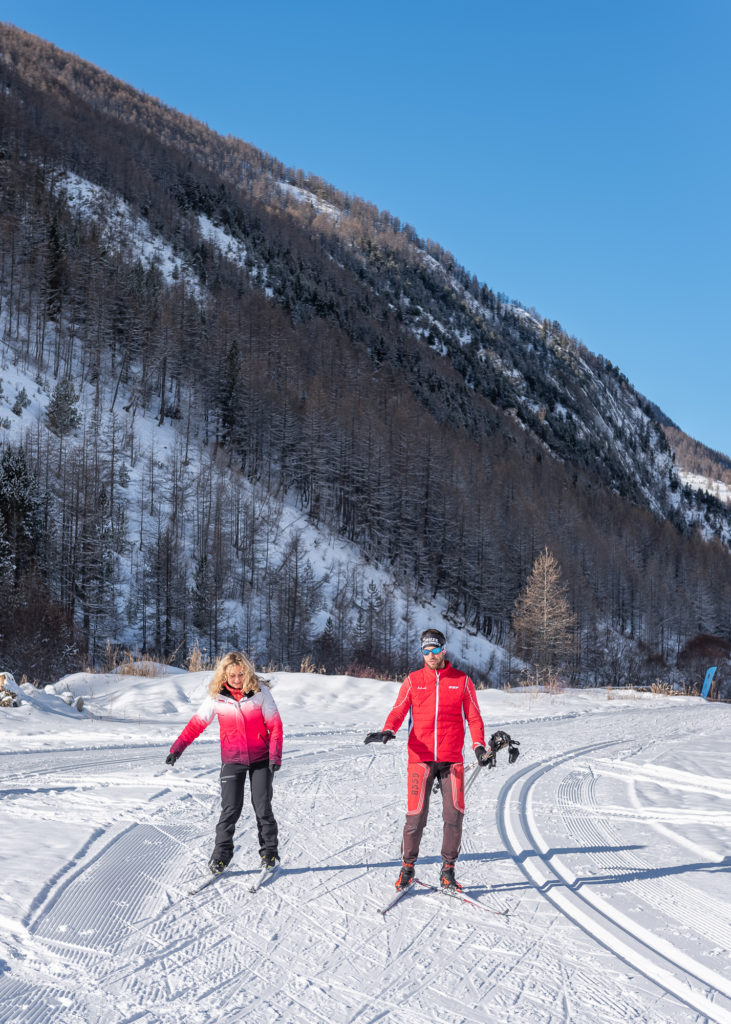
xmin=557 ymin=769 xmax=731 ymax=949
xmin=497 ymin=738 xmax=731 ymax=1024
xmin=1 ymin=747 xmax=170 ymax=784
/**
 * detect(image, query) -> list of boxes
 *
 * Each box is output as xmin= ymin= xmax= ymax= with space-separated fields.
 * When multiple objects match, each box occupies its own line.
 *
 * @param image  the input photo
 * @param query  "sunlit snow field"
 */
xmin=0 ymin=670 xmax=729 ymax=1024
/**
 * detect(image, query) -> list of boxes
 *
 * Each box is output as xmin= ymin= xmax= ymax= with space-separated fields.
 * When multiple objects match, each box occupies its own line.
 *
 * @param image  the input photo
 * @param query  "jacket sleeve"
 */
xmin=383 ymin=676 xmax=413 ymax=735
xmin=262 ymin=688 xmax=283 ymax=764
xmin=462 ymin=676 xmax=486 ymax=750
xmin=169 ymin=696 xmax=216 ymax=757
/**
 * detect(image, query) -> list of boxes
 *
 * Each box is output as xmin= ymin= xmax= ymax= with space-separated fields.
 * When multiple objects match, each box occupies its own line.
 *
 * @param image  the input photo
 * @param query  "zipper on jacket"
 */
xmin=434 ymin=669 xmax=440 ymax=760
xmin=235 ymin=696 xmax=249 ymax=758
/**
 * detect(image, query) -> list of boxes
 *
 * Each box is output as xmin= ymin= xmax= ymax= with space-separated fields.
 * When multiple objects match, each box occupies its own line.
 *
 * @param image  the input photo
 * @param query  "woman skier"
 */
xmin=166 ymin=650 xmax=283 ymax=874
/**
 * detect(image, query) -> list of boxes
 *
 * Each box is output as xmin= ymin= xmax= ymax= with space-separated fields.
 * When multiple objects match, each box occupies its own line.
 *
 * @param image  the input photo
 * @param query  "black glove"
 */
xmin=488 ymin=730 xmax=511 ymax=752
xmin=364 ymin=730 xmax=395 ymax=744
xmin=475 ymin=744 xmax=496 ymax=768
xmin=269 ymin=761 xmax=280 ymax=772
xmin=508 ymin=740 xmax=520 ymax=764
xmin=165 ymin=751 xmax=179 ymax=766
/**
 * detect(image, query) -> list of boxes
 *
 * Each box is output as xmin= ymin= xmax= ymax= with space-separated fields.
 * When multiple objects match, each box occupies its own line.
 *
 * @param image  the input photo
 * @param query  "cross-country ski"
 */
xmin=415 ymin=877 xmax=510 ymax=916
xmin=187 ymin=870 xmax=228 ymax=896
xmin=249 ymin=861 xmax=282 ymax=893
xmin=377 ymin=877 xmax=416 ymax=916
xmin=378 ymin=876 xmax=509 ymax=917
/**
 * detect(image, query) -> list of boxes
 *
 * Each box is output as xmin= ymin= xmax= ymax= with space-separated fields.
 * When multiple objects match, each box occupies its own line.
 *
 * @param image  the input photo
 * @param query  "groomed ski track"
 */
xmin=0 ymin=689 xmax=729 ymax=1024
xmin=496 ymin=743 xmax=731 ymax=1024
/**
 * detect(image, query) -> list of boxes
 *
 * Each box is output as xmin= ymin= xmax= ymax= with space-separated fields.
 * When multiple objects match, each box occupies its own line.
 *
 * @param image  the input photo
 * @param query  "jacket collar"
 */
xmin=421 ymin=659 xmax=451 ymax=681
xmin=220 ymin=683 xmax=258 ymax=703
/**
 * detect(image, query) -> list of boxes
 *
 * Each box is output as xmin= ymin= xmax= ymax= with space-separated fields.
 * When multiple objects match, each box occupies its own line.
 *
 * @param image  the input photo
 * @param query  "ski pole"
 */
xmin=464 ymin=733 xmax=521 ymax=798
xmin=464 ymin=762 xmax=484 ymax=798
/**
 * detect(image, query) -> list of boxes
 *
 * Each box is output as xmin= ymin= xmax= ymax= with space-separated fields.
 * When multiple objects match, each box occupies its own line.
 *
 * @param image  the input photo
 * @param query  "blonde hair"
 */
xmin=208 ymin=651 xmax=268 ymax=697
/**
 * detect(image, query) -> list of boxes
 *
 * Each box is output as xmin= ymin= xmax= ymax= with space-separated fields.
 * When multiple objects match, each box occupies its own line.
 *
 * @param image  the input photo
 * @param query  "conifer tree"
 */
xmin=46 ymin=378 xmax=81 ymax=437
xmin=512 ymin=547 xmax=577 ymax=685
xmin=12 ymin=387 xmax=31 ymax=417
xmin=315 ymin=616 xmax=338 ymax=669
xmin=0 ymin=445 xmax=43 ymax=585
xmin=0 ymin=524 xmax=14 ymax=589
xmin=192 ymin=553 xmax=213 ymax=633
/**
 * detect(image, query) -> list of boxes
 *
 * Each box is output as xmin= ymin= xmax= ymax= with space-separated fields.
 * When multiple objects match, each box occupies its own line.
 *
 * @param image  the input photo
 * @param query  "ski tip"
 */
xmin=249 ymin=863 xmax=281 ymax=893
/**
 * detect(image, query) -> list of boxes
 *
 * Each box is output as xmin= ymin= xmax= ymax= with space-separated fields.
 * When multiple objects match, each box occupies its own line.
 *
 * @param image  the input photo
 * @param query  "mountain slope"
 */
xmin=1 ymin=22 xmax=730 ymax=680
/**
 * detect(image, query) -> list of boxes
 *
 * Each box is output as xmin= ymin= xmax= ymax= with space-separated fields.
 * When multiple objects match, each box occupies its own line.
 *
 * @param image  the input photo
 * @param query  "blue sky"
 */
xmin=5 ymin=0 xmax=731 ymax=456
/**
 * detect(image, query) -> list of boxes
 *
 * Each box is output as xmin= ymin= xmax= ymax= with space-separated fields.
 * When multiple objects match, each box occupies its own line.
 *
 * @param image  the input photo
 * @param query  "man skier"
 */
xmin=365 ymin=628 xmax=496 ymax=892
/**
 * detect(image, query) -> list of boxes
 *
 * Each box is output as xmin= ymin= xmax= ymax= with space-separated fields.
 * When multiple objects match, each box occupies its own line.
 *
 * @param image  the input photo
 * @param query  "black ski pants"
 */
xmin=213 ymin=760 xmax=278 ymax=864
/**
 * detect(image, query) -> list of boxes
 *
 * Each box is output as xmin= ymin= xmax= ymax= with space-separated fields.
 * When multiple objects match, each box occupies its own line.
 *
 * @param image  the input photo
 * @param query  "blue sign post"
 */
xmin=701 ymin=666 xmax=717 ymax=700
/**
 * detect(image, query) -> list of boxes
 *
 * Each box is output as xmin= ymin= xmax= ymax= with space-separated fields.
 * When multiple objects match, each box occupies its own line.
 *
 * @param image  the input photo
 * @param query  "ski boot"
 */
xmin=261 ymin=852 xmax=279 ymax=870
xmin=208 ymin=855 xmax=229 ymax=875
xmin=395 ymin=862 xmax=415 ymax=890
xmin=439 ymin=863 xmax=463 ymax=891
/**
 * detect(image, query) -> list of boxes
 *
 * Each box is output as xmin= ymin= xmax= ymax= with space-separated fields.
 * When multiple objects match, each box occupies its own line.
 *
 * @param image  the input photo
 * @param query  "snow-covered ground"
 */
xmin=0 ymin=670 xmax=729 ymax=1024
xmin=678 ymin=469 xmax=731 ymax=507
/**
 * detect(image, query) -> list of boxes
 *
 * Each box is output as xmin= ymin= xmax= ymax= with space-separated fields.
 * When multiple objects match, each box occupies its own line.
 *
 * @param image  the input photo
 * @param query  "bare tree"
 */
xmin=512 ymin=547 xmax=577 ymax=686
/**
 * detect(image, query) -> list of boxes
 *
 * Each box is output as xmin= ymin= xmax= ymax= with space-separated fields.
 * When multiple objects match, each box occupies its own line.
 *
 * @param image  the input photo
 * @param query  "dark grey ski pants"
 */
xmin=401 ymin=760 xmax=465 ymax=865
xmin=213 ymin=760 xmax=278 ymax=863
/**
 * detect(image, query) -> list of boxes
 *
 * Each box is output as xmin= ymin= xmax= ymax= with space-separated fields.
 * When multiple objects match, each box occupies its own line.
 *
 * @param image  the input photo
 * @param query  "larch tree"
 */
xmin=512 ymin=547 xmax=577 ymax=686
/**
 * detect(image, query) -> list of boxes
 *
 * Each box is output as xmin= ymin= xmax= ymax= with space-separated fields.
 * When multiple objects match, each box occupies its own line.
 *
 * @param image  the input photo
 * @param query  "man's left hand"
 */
xmin=475 ymin=744 xmax=496 ymax=768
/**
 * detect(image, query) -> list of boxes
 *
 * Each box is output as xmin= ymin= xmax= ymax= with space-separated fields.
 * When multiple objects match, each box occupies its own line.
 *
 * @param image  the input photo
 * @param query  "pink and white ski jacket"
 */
xmin=383 ymin=661 xmax=485 ymax=763
xmin=170 ymin=687 xmax=283 ymax=766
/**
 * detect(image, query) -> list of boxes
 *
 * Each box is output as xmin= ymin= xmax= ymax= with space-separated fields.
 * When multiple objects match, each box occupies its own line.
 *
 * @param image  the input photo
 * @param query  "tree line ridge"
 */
xmin=0 ymin=22 xmax=729 ymax=696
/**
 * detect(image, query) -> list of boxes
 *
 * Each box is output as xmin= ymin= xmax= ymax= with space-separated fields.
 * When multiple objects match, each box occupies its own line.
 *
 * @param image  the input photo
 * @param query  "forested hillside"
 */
xmin=1 ymin=23 xmax=730 ymax=688
xmin=664 ymin=425 xmax=731 ymax=493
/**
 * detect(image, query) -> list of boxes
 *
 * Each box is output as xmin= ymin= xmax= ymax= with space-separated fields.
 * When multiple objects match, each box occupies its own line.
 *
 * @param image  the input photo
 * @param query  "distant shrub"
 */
xmin=650 ymin=679 xmax=676 ymax=695
xmin=93 ymin=641 xmax=173 ymax=676
xmin=343 ymin=661 xmax=392 ymax=680
xmin=299 ymin=654 xmax=325 ymax=674
xmin=187 ymin=643 xmax=214 ymax=673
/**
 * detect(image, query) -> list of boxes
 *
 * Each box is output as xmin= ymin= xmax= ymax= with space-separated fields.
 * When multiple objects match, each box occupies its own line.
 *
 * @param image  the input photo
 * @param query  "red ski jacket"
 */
xmin=383 ymin=662 xmax=485 ymax=763
xmin=170 ymin=687 xmax=283 ymax=766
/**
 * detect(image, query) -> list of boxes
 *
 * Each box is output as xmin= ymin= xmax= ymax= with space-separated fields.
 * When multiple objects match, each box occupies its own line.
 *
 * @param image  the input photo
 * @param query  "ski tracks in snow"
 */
xmin=496 ymin=716 xmax=731 ymax=1024
xmin=1 ymin=708 xmax=730 ymax=1023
